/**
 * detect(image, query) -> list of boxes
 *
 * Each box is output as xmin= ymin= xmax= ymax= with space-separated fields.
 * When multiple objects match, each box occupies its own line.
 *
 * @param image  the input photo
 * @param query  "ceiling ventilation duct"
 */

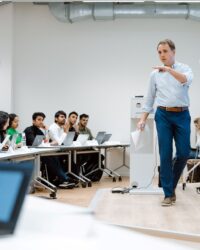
xmin=48 ymin=2 xmax=200 ymax=23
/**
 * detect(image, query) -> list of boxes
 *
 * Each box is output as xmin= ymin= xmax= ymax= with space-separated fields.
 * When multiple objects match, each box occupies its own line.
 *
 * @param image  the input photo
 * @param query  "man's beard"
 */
xmin=58 ymin=121 xmax=65 ymax=126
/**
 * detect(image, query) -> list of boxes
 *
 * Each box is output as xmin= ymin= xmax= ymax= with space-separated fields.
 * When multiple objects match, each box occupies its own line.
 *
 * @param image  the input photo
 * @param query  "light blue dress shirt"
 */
xmin=143 ymin=61 xmax=193 ymax=113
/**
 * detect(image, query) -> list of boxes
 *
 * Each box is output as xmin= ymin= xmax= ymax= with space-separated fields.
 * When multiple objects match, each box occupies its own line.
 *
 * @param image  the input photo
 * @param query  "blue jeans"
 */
xmin=41 ymin=156 xmax=70 ymax=184
xmin=155 ymin=107 xmax=191 ymax=197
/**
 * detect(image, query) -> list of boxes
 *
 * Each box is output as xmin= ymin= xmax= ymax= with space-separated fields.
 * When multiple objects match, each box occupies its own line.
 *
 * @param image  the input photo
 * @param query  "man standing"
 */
xmin=138 ymin=39 xmax=193 ymax=206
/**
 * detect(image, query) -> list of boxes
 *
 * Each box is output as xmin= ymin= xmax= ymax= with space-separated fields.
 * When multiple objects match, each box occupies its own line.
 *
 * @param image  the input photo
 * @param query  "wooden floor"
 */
xmin=92 ymin=185 xmax=200 ymax=236
xmin=33 ymin=176 xmax=130 ymax=207
xmin=32 ymin=176 xmax=200 ymax=248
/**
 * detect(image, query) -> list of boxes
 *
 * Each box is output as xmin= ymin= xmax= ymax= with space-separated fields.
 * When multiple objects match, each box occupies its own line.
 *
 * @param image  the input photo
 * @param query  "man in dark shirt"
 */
xmin=78 ymin=114 xmax=93 ymax=140
xmin=68 ymin=111 xmax=79 ymax=140
xmin=24 ymin=112 xmax=75 ymax=188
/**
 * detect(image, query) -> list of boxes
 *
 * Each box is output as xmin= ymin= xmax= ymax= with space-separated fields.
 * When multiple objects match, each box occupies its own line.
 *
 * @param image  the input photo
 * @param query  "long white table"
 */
xmin=0 ymin=147 xmax=60 ymax=198
xmin=35 ymin=143 xmax=130 ymax=182
xmin=0 ymin=143 xmax=130 ymax=198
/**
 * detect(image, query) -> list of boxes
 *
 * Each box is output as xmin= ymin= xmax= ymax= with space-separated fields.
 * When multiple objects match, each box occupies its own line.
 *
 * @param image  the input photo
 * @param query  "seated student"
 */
xmin=7 ymin=113 xmax=22 ymax=148
xmin=67 ymin=111 xmax=79 ymax=140
xmin=49 ymin=110 xmax=80 ymax=177
xmin=0 ymin=111 xmax=9 ymax=151
xmin=24 ymin=112 xmax=75 ymax=188
xmin=78 ymin=113 xmax=93 ymax=140
xmin=76 ymin=113 xmax=104 ymax=182
xmin=48 ymin=110 xmax=78 ymax=143
xmin=48 ymin=110 xmax=69 ymax=145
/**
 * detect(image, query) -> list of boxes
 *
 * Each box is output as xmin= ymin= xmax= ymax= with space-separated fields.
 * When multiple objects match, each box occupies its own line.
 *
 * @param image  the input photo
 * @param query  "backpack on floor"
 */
xmin=79 ymin=153 xmax=104 ymax=182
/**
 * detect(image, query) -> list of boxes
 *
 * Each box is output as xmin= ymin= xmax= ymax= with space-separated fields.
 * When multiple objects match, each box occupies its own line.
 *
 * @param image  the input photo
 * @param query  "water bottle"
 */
xmin=22 ymin=132 xmax=26 ymax=146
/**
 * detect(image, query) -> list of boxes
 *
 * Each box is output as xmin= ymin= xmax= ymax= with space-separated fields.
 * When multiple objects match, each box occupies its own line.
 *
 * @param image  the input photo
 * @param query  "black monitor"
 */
xmin=0 ymin=161 xmax=34 ymax=235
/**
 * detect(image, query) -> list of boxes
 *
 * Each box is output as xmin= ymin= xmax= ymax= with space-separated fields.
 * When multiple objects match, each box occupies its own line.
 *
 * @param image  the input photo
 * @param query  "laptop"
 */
xmin=0 ymin=161 xmax=34 ymax=235
xmin=62 ymin=131 xmax=75 ymax=146
xmin=32 ymin=135 xmax=44 ymax=146
xmin=76 ymin=134 xmax=89 ymax=145
xmin=95 ymin=131 xmax=106 ymax=145
xmin=101 ymin=133 xmax=112 ymax=144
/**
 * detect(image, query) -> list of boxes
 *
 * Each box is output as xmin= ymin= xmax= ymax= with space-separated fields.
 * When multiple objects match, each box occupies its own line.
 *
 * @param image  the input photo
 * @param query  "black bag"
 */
xmin=79 ymin=153 xmax=104 ymax=182
xmin=82 ymin=161 xmax=104 ymax=182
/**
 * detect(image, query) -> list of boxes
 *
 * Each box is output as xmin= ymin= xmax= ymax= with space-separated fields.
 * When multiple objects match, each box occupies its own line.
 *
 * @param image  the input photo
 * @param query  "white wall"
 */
xmin=10 ymin=3 xmax=200 ymax=174
xmin=0 ymin=4 xmax=13 ymax=112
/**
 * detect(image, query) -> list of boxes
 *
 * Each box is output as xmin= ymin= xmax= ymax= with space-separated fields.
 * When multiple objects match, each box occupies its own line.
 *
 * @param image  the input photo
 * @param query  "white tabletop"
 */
xmin=0 ymin=196 xmax=194 ymax=250
xmin=0 ymin=147 xmax=59 ymax=161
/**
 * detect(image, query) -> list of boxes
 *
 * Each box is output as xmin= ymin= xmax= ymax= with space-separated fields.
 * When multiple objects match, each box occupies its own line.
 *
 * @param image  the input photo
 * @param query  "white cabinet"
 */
xmin=129 ymin=97 xmax=162 ymax=194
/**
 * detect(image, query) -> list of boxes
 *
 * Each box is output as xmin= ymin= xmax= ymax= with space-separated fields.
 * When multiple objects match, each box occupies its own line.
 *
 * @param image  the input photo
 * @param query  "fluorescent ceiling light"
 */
xmin=155 ymin=0 xmax=200 ymax=2
xmin=82 ymin=0 xmax=200 ymax=2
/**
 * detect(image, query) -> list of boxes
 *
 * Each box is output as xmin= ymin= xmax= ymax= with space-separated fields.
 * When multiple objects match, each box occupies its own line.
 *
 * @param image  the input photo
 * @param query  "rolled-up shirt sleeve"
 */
xmin=182 ymin=65 xmax=193 ymax=86
xmin=142 ymin=72 xmax=156 ymax=113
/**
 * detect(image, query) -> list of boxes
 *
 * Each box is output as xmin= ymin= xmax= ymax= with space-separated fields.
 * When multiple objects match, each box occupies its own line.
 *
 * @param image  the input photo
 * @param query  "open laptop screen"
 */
xmin=62 ymin=131 xmax=75 ymax=146
xmin=32 ymin=135 xmax=44 ymax=147
xmin=0 ymin=171 xmax=23 ymax=223
xmin=101 ymin=133 xmax=112 ymax=144
xmin=95 ymin=131 xmax=106 ymax=145
xmin=0 ymin=162 xmax=34 ymax=235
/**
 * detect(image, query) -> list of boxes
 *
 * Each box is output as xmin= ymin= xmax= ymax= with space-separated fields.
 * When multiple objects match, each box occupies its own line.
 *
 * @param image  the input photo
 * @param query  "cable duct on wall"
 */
xmin=48 ymin=2 xmax=200 ymax=23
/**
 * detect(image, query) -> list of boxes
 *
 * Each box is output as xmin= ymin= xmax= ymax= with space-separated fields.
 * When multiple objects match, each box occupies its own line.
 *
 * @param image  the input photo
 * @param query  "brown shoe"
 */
xmin=161 ymin=197 xmax=172 ymax=206
xmin=171 ymin=191 xmax=176 ymax=203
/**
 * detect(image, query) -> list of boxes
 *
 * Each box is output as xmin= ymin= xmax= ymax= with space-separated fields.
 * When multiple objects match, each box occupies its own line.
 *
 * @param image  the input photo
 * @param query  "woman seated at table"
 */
xmin=0 ymin=111 xmax=9 ymax=151
xmin=7 ymin=113 xmax=22 ymax=148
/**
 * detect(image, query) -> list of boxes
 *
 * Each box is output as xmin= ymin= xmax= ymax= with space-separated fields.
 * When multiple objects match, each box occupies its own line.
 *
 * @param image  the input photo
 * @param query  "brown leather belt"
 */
xmin=158 ymin=106 xmax=188 ymax=112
